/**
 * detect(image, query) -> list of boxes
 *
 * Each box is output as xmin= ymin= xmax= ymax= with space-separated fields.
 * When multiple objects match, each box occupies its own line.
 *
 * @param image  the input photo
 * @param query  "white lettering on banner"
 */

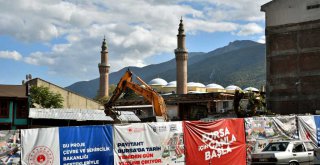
xmin=63 ymin=154 xmax=89 ymax=161
xmin=63 ymin=160 xmax=99 ymax=165
xmin=60 ymin=141 xmax=111 ymax=164
xmin=63 ymin=143 xmax=86 ymax=148
xmin=63 ymin=149 xmax=79 ymax=155
xmin=202 ymin=127 xmax=230 ymax=143
xmin=198 ymin=127 xmax=237 ymax=161
xmin=87 ymin=146 xmax=110 ymax=153
xmin=205 ymin=145 xmax=232 ymax=160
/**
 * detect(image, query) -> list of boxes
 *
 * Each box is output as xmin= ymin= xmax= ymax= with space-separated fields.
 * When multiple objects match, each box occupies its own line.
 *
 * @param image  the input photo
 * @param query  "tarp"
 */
xmin=113 ymin=122 xmax=184 ymax=165
xmin=0 ymin=130 xmax=21 ymax=164
xmin=245 ymin=116 xmax=298 ymax=164
xmin=21 ymin=125 xmax=114 ymax=165
xmin=183 ymin=119 xmax=246 ymax=165
xmin=298 ymin=115 xmax=320 ymax=146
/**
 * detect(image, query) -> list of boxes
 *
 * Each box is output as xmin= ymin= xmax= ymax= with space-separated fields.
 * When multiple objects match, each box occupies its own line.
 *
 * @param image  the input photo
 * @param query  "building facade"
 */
xmin=262 ymin=0 xmax=320 ymax=114
xmin=0 ymin=85 xmax=28 ymax=130
xmin=98 ymin=37 xmax=110 ymax=98
xmin=28 ymin=78 xmax=103 ymax=109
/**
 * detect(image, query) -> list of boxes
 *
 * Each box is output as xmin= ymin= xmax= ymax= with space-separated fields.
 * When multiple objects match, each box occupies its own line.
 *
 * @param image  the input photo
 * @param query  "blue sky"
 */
xmin=0 ymin=0 xmax=269 ymax=87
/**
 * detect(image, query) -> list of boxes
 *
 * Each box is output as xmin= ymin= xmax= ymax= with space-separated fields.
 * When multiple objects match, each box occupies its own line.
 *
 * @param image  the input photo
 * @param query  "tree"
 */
xmin=30 ymin=85 xmax=63 ymax=108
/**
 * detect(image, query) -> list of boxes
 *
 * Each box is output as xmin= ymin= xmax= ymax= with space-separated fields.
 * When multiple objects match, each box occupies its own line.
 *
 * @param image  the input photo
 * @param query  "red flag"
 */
xmin=183 ymin=119 xmax=246 ymax=165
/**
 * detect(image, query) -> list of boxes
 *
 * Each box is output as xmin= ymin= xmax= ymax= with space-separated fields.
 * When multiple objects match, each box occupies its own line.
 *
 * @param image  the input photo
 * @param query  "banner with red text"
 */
xmin=183 ymin=119 xmax=246 ymax=165
xmin=113 ymin=122 xmax=184 ymax=165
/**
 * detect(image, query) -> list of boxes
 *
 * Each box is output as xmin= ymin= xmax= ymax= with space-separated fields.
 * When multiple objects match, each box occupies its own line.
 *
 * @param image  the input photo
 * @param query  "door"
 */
xmin=292 ymin=142 xmax=311 ymax=165
xmin=304 ymin=142 xmax=318 ymax=164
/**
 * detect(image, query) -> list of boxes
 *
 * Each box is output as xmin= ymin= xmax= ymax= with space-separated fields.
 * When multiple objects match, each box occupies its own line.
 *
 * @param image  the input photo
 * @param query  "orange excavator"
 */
xmin=104 ymin=70 xmax=168 ymax=122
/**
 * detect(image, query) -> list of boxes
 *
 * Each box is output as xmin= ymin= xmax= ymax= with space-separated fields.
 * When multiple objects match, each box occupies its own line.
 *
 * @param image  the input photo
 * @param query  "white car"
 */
xmin=251 ymin=141 xmax=319 ymax=165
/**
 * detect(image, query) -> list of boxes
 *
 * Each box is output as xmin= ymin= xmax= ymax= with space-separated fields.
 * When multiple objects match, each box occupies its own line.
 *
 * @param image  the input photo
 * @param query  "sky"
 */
xmin=0 ymin=0 xmax=270 ymax=87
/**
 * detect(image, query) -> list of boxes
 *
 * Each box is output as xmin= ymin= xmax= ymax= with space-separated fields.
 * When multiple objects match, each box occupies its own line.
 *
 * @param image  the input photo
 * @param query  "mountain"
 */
xmin=66 ymin=40 xmax=266 ymax=98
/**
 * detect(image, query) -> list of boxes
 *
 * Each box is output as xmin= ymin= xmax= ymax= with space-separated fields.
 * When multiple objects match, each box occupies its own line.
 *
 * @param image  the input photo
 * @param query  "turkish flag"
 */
xmin=183 ymin=119 xmax=246 ymax=165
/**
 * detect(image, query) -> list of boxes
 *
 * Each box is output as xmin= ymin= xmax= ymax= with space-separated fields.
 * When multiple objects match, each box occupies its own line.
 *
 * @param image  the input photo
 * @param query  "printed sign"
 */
xmin=183 ymin=119 xmax=246 ymax=165
xmin=21 ymin=125 xmax=114 ymax=165
xmin=113 ymin=122 xmax=184 ymax=165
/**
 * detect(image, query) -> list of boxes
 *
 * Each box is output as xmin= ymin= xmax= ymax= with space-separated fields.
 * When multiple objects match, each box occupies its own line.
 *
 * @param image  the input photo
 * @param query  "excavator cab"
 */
xmin=104 ymin=69 xmax=168 ymax=122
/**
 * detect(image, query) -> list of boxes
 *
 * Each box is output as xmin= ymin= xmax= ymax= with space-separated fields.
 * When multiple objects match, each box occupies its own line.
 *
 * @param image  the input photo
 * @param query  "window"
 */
xmin=223 ymin=101 xmax=228 ymax=109
xmin=304 ymin=142 xmax=316 ymax=151
xmin=263 ymin=142 xmax=289 ymax=152
xmin=293 ymin=143 xmax=306 ymax=152
xmin=307 ymin=4 xmax=320 ymax=10
xmin=0 ymin=100 xmax=9 ymax=118
xmin=16 ymin=100 xmax=28 ymax=118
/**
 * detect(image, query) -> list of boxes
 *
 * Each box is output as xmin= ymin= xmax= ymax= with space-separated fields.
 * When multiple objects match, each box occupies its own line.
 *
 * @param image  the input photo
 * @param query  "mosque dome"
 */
xmin=206 ymin=83 xmax=224 ymax=89
xmin=187 ymin=82 xmax=206 ymax=87
xmin=244 ymin=87 xmax=259 ymax=92
xmin=166 ymin=81 xmax=177 ymax=87
xmin=148 ymin=78 xmax=168 ymax=86
xmin=225 ymin=85 xmax=242 ymax=91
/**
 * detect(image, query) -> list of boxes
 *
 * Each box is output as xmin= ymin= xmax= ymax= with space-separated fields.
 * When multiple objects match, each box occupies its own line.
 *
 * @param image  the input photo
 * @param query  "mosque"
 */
xmin=147 ymin=78 xmax=259 ymax=95
xmin=98 ymin=18 xmax=261 ymax=121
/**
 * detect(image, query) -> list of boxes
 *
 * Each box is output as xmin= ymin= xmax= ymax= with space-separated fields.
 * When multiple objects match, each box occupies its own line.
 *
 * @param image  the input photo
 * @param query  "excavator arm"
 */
xmin=104 ymin=70 xmax=168 ymax=121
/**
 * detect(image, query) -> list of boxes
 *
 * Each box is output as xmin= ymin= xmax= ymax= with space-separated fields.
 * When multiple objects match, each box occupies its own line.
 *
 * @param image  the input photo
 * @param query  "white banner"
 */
xmin=113 ymin=122 xmax=185 ymax=165
xmin=298 ymin=116 xmax=318 ymax=146
xmin=21 ymin=127 xmax=60 ymax=165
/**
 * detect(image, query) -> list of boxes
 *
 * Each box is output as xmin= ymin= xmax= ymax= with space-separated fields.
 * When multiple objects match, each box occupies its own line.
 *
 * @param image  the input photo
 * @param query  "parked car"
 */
xmin=251 ymin=140 xmax=319 ymax=165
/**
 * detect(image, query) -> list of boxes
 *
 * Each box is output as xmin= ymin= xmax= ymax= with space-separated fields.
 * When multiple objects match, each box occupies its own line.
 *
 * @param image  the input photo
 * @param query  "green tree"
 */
xmin=30 ymin=86 xmax=63 ymax=108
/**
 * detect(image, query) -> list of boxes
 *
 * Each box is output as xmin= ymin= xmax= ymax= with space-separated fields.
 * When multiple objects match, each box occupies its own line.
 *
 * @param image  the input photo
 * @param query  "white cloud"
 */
xmin=236 ymin=23 xmax=264 ymax=36
xmin=0 ymin=0 xmax=268 ymax=81
xmin=203 ymin=0 xmax=270 ymax=21
xmin=257 ymin=35 xmax=266 ymax=43
xmin=0 ymin=51 xmax=22 ymax=61
xmin=24 ymin=52 xmax=55 ymax=65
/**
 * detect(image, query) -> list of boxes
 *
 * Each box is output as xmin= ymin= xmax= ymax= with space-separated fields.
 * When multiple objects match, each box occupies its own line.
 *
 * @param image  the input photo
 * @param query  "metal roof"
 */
xmin=113 ymin=105 xmax=153 ymax=109
xmin=29 ymin=108 xmax=113 ymax=121
xmin=117 ymin=111 xmax=141 ymax=122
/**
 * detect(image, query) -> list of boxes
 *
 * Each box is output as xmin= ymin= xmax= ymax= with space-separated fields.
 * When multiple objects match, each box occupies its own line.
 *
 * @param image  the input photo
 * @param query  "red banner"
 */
xmin=183 ymin=119 xmax=246 ymax=165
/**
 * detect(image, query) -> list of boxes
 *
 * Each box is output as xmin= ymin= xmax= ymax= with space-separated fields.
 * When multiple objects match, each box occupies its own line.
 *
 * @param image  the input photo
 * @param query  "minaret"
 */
xmin=175 ymin=17 xmax=188 ymax=94
xmin=98 ymin=37 xmax=110 ymax=98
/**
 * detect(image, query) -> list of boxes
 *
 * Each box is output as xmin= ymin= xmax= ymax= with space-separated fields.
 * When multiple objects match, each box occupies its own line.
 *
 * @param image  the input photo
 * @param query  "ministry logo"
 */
xmin=28 ymin=146 xmax=54 ymax=165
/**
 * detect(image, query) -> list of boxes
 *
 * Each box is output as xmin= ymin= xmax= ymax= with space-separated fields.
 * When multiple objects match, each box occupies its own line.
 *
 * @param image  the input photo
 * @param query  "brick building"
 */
xmin=262 ymin=0 xmax=320 ymax=114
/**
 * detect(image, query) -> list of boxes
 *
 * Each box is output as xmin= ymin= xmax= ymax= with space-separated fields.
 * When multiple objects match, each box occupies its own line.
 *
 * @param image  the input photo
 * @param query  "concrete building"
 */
xmin=262 ymin=0 xmax=320 ymax=114
xmin=0 ymin=85 xmax=28 ymax=130
xmin=98 ymin=37 xmax=110 ymax=98
xmin=175 ymin=18 xmax=188 ymax=94
xmin=28 ymin=78 xmax=103 ymax=109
